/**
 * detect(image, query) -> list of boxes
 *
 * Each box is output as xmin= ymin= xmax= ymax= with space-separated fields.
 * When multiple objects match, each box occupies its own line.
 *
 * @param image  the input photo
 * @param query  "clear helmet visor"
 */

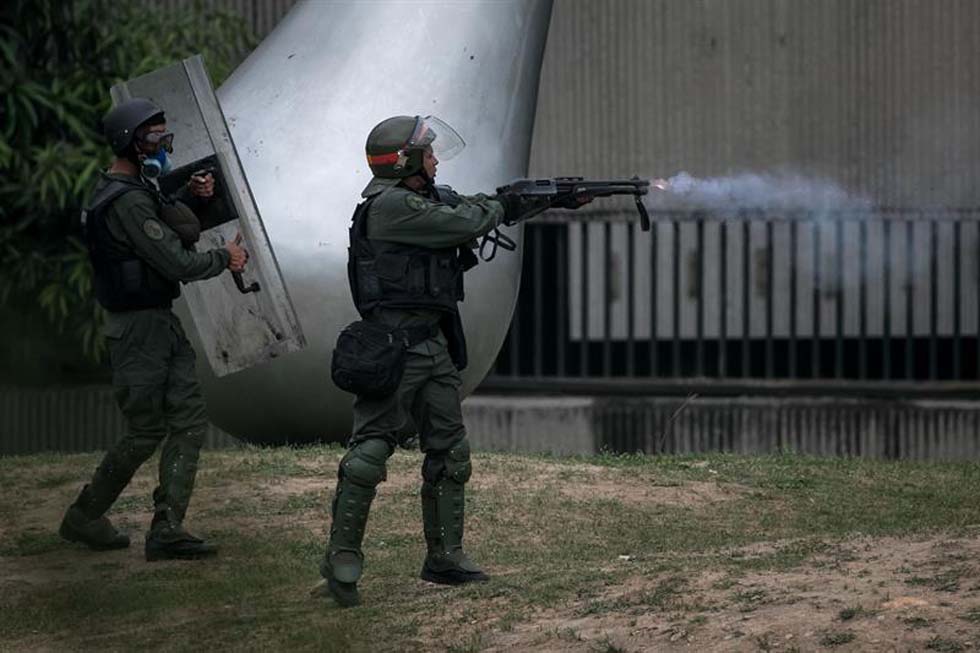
xmin=408 ymin=115 xmax=465 ymax=161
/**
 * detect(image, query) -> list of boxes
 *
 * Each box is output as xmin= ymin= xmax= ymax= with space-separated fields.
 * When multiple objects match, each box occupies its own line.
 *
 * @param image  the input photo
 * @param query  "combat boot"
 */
xmin=316 ymin=440 xmax=390 ymax=608
xmin=420 ymin=479 xmax=489 ymax=585
xmin=145 ymin=509 xmax=218 ymax=561
xmin=59 ymin=488 xmax=130 ymax=551
xmin=318 ymin=479 xmax=377 ymax=607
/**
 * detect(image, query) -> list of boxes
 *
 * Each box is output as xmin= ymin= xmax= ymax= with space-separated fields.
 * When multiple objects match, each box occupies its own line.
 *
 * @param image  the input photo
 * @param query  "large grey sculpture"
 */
xmin=185 ymin=0 xmax=554 ymax=444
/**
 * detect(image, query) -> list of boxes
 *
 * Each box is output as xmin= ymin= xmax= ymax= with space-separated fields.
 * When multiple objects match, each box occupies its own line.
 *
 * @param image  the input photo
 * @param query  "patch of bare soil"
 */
xmin=0 ymin=455 xmax=741 ymax=615
xmin=472 ymin=459 xmax=747 ymax=507
xmin=481 ymin=536 xmax=980 ymax=652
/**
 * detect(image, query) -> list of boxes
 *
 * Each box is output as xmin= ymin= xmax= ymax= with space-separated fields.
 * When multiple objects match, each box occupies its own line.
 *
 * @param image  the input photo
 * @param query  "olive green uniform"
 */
xmin=350 ymin=179 xmax=505 ymax=443
xmin=321 ymin=178 xmax=505 ymax=603
xmin=63 ymin=173 xmax=229 ymax=548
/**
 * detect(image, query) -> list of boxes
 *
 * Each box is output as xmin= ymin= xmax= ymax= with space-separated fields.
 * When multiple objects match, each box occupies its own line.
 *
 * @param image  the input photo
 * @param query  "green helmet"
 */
xmin=365 ymin=115 xmax=465 ymax=178
xmin=102 ymin=98 xmax=165 ymax=156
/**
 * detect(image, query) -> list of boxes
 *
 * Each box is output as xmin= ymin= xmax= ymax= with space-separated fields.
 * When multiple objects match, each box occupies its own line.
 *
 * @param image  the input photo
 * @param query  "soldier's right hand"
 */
xmin=224 ymin=235 xmax=248 ymax=273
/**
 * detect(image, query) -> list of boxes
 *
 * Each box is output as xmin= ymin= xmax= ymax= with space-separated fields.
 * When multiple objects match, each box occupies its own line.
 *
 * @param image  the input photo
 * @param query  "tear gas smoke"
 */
xmin=647 ymin=171 xmax=872 ymax=216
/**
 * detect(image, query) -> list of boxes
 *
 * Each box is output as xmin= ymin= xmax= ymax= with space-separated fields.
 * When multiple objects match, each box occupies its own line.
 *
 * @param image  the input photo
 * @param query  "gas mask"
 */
xmin=141 ymin=148 xmax=173 ymax=179
xmin=136 ymin=130 xmax=175 ymax=179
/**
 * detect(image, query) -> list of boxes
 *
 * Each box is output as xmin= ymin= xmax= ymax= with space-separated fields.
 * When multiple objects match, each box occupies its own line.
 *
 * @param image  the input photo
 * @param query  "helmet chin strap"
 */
xmin=420 ymin=168 xmax=436 ymax=196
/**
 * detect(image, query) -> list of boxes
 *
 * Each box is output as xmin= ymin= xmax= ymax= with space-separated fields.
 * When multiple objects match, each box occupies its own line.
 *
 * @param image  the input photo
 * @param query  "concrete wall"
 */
xmin=531 ymin=0 xmax=980 ymax=208
xmin=5 ymin=386 xmax=980 ymax=462
xmin=157 ymin=0 xmax=980 ymax=207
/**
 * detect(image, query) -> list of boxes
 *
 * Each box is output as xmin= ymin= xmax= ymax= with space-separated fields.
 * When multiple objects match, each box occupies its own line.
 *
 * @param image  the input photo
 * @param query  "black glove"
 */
xmin=494 ymin=192 xmax=525 ymax=225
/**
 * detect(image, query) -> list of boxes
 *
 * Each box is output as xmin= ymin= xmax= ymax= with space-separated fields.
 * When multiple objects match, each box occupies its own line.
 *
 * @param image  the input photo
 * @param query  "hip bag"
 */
xmin=331 ymin=320 xmax=438 ymax=398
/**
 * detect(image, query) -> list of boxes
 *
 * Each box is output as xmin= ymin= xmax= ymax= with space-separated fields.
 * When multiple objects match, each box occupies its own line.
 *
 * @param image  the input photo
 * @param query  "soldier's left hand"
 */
xmin=188 ymin=173 xmax=215 ymax=198
xmin=553 ymin=192 xmax=594 ymax=209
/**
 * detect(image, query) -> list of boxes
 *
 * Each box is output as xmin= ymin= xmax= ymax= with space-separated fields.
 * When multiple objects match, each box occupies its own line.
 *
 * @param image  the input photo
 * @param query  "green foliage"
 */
xmin=0 ymin=0 xmax=255 ymax=361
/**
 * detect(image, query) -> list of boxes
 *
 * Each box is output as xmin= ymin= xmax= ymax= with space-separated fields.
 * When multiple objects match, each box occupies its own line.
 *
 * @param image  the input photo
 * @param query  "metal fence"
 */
xmin=486 ymin=209 xmax=980 ymax=397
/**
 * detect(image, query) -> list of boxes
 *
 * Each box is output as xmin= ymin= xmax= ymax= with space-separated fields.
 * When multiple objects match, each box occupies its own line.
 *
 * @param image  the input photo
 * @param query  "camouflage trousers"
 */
xmin=75 ymin=309 xmax=208 ymax=530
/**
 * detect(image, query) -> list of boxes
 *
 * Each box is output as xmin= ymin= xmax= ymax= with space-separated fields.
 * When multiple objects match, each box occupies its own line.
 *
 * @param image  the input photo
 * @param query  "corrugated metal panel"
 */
xmin=530 ymin=0 xmax=980 ymax=207
xmin=0 ymin=386 xmax=239 ymax=455
xmin=594 ymin=396 xmax=980 ymax=461
xmin=143 ymin=0 xmax=980 ymax=206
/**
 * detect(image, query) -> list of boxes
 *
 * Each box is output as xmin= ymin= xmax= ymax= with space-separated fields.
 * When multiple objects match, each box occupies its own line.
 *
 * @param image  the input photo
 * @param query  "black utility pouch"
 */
xmin=331 ymin=320 xmax=405 ymax=398
xmin=331 ymin=320 xmax=435 ymax=398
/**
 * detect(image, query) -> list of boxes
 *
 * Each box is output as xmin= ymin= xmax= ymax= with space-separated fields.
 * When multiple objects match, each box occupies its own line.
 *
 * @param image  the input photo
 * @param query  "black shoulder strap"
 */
xmin=347 ymin=195 xmax=380 ymax=310
xmin=433 ymin=185 xmax=462 ymax=207
xmin=351 ymin=195 xmax=379 ymax=241
xmin=85 ymin=177 xmax=149 ymax=214
xmin=81 ymin=179 xmax=144 ymax=237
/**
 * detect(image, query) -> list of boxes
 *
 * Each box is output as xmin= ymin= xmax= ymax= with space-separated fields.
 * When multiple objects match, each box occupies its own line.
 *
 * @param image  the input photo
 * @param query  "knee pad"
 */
xmin=446 ymin=439 xmax=472 ymax=484
xmin=423 ymin=439 xmax=471 ymax=485
xmin=169 ymin=428 xmax=205 ymax=449
xmin=340 ymin=439 xmax=391 ymax=488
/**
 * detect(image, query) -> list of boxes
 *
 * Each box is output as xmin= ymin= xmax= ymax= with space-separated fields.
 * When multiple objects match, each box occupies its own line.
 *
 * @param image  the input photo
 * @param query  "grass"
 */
xmin=3 ymin=448 xmax=980 ymax=650
xmin=819 ymin=630 xmax=856 ymax=647
xmin=838 ymin=604 xmax=874 ymax=621
xmin=0 ymin=529 xmax=64 ymax=557
xmin=926 ymin=636 xmax=965 ymax=653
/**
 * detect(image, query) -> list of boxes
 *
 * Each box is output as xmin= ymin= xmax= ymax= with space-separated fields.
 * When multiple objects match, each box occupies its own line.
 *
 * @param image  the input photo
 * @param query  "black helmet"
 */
xmin=102 ymin=98 xmax=165 ymax=156
xmin=365 ymin=115 xmax=465 ymax=178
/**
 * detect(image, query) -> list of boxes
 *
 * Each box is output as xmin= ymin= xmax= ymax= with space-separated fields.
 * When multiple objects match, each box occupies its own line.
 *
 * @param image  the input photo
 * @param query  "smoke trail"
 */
xmin=646 ymin=171 xmax=872 ymax=215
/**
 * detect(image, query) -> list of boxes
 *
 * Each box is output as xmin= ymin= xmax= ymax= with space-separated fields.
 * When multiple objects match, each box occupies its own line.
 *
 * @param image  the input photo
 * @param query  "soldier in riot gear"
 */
xmin=59 ymin=97 xmax=248 ymax=561
xmin=316 ymin=115 xmax=540 ymax=608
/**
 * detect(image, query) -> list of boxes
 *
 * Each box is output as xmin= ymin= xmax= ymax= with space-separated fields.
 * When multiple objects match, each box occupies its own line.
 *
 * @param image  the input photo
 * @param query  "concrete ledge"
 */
xmin=464 ymin=394 xmax=980 ymax=460
xmin=463 ymin=396 xmax=596 ymax=456
xmin=5 ymin=386 xmax=980 ymax=461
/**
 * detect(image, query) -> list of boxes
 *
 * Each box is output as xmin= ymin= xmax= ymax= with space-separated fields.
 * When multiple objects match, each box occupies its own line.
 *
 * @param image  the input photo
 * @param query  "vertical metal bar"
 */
xmin=603 ymin=221 xmax=612 ymax=377
xmin=696 ymin=216 xmax=705 ymax=376
xmin=859 ymin=219 xmax=868 ymax=380
xmin=765 ymin=218 xmax=774 ymax=378
xmin=557 ymin=224 xmax=567 ymax=377
xmin=672 ymin=221 xmax=681 ymax=376
xmin=650 ymin=220 xmax=658 ymax=377
xmin=953 ymin=220 xmax=961 ymax=380
xmin=580 ymin=222 xmax=589 ymax=377
xmin=905 ymin=219 xmax=914 ymax=379
xmin=789 ymin=219 xmax=797 ymax=378
xmin=626 ymin=222 xmax=636 ymax=377
xmin=533 ymin=224 xmax=544 ymax=376
xmin=929 ymin=217 xmax=938 ymax=380
xmin=883 ymin=219 xmax=892 ymax=380
xmin=812 ymin=220 xmax=821 ymax=378
xmin=509 ymin=268 xmax=521 ymax=376
xmin=835 ymin=217 xmax=844 ymax=378
xmin=742 ymin=217 xmax=750 ymax=377
xmin=719 ymin=219 xmax=728 ymax=378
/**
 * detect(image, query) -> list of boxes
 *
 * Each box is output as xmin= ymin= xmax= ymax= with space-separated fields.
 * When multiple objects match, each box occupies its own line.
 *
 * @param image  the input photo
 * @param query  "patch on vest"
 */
xmin=405 ymin=194 xmax=427 ymax=211
xmin=142 ymin=219 xmax=165 ymax=241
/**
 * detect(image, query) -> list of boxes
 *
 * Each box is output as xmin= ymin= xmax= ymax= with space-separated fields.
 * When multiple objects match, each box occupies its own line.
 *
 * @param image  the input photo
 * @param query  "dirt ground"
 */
xmin=4 ymin=454 xmax=980 ymax=651
xmin=479 ymin=534 xmax=980 ymax=652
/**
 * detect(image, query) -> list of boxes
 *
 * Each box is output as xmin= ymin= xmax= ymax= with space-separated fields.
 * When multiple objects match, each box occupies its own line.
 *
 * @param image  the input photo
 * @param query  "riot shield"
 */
xmin=110 ymin=55 xmax=305 ymax=376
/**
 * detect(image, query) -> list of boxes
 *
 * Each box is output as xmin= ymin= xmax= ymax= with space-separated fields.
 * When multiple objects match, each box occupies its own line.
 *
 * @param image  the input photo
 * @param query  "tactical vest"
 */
xmin=83 ymin=177 xmax=180 ymax=312
xmin=347 ymin=192 xmax=471 ymax=317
